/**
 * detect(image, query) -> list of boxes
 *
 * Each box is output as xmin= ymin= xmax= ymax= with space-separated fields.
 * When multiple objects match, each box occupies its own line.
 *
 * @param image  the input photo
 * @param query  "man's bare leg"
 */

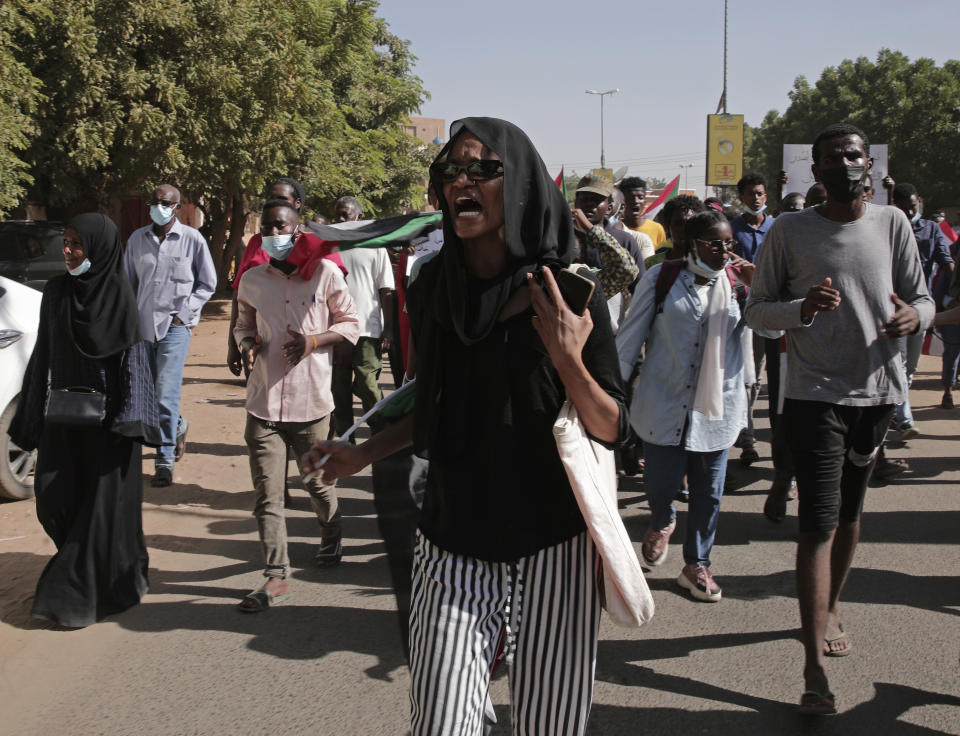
xmin=826 ymin=519 xmax=860 ymax=649
xmin=797 ymin=530 xmax=834 ymax=697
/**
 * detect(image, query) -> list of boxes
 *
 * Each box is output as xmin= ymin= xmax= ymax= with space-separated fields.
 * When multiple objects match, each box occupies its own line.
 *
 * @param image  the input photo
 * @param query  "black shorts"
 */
xmin=783 ymin=399 xmax=895 ymax=533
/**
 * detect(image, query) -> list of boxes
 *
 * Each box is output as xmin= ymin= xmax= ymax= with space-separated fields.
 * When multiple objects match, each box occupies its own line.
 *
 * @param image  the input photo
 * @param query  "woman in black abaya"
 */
xmin=9 ymin=213 xmax=158 ymax=628
xmin=305 ymin=118 xmax=629 ymax=735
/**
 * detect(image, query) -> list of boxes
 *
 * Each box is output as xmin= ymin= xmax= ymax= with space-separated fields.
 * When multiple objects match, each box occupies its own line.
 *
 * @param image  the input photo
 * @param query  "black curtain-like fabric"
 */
xmin=31 ymin=425 xmax=148 ymax=628
xmin=66 ymin=213 xmax=140 ymax=358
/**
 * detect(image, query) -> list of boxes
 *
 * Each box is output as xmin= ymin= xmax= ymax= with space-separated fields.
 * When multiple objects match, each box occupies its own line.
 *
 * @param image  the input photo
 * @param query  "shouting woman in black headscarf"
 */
xmin=9 ymin=213 xmax=159 ymax=628
xmin=305 ymin=118 xmax=629 ymax=734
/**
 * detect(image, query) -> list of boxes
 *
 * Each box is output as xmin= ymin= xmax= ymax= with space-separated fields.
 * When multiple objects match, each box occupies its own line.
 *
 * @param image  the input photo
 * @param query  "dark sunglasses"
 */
xmin=695 ymin=238 xmax=736 ymax=253
xmin=431 ymin=159 xmax=504 ymax=183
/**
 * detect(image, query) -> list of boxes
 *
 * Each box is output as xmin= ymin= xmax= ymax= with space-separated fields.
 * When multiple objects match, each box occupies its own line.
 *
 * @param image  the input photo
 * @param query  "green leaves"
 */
xmin=745 ymin=50 xmax=960 ymax=210
xmin=1 ymin=0 xmax=430 ymax=285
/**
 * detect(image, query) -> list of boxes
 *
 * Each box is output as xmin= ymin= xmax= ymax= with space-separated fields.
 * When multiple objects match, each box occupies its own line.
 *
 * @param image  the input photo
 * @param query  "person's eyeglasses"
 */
xmin=695 ymin=238 xmax=736 ymax=253
xmin=149 ymin=198 xmax=180 ymax=207
xmin=431 ymin=160 xmax=504 ymax=183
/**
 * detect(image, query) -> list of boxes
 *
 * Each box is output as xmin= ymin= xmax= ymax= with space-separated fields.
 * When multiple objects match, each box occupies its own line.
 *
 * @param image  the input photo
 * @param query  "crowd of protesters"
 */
xmin=9 ymin=115 xmax=956 ymax=730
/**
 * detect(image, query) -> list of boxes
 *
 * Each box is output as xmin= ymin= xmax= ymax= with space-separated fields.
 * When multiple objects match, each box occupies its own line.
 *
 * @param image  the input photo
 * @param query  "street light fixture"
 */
xmin=679 ymin=163 xmax=695 ymax=191
xmin=585 ymin=88 xmax=619 ymax=169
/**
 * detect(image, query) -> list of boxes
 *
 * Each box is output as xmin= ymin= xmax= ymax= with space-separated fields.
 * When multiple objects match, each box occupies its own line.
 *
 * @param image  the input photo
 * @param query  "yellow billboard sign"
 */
xmin=706 ymin=114 xmax=744 ymax=186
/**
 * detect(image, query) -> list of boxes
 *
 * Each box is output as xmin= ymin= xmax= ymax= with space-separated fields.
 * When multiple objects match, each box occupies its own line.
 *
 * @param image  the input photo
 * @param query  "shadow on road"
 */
xmin=115 ymin=600 xmax=407 ymax=682
xmin=575 ymin=678 xmax=960 ymax=736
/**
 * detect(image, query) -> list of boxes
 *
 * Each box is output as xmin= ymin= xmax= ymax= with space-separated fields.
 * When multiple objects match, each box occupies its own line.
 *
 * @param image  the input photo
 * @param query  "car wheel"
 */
xmin=0 ymin=397 xmax=36 ymax=500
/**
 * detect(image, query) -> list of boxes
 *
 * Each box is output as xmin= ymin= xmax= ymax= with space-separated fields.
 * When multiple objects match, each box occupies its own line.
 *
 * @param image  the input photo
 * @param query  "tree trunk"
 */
xmin=206 ymin=197 xmax=229 ymax=289
xmin=219 ymin=193 xmax=247 ymax=289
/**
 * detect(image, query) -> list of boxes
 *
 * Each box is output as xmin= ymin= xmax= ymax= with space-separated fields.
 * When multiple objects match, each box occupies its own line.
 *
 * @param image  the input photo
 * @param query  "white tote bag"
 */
xmin=553 ymin=401 xmax=654 ymax=628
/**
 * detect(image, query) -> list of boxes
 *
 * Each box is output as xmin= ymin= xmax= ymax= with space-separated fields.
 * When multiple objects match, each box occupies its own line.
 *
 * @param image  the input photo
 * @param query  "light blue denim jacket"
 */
xmin=616 ymin=263 xmax=748 ymax=452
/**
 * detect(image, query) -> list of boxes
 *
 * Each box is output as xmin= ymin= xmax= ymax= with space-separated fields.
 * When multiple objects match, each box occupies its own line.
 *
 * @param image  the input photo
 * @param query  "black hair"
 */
xmin=334 ymin=195 xmax=363 ymax=217
xmin=683 ymin=210 xmax=727 ymax=253
xmin=811 ymin=122 xmax=870 ymax=165
xmin=662 ymin=194 xmax=705 ymax=224
xmin=261 ymin=198 xmax=299 ymax=216
xmin=618 ymin=176 xmax=647 ymax=191
xmin=270 ymin=177 xmax=305 ymax=210
xmin=736 ymin=172 xmax=766 ymax=194
xmin=892 ymin=182 xmax=918 ymax=202
xmin=722 ymin=204 xmax=741 ymax=221
xmin=781 ymin=192 xmax=805 ymax=205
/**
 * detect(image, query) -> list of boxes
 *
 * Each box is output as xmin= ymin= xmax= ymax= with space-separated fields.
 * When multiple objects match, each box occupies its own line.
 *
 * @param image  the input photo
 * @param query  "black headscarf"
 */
xmin=419 ymin=117 xmax=576 ymax=346
xmin=66 ymin=213 xmax=140 ymax=358
xmin=407 ymin=117 xmax=577 ymax=456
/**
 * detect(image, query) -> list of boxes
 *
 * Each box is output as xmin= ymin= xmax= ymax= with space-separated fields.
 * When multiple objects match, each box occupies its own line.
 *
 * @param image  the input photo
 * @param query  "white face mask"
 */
xmin=67 ymin=258 xmax=92 ymax=276
xmin=150 ymin=203 xmax=176 ymax=226
xmin=261 ymin=233 xmax=296 ymax=260
xmin=742 ymin=204 xmax=767 ymax=216
xmin=686 ymin=251 xmax=725 ymax=279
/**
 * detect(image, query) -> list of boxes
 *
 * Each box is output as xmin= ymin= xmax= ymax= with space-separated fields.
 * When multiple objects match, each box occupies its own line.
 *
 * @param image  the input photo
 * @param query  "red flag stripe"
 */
xmin=642 ymin=175 xmax=680 ymax=215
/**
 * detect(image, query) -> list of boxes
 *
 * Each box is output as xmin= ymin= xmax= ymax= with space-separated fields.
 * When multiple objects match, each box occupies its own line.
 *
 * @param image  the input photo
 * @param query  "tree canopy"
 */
xmin=3 ymin=0 xmax=430 ymax=285
xmin=744 ymin=49 xmax=960 ymax=210
xmin=0 ymin=1 xmax=45 ymax=214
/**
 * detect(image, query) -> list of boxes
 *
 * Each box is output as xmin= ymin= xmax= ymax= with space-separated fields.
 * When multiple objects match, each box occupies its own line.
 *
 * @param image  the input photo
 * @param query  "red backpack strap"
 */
xmin=725 ymin=264 xmax=748 ymax=311
xmin=654 ymin=259 xmax=685 ymax=314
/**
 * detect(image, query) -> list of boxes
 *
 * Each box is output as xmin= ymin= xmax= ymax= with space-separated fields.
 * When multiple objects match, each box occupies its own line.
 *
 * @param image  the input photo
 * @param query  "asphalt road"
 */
xmin=0 ymin=297 xmax=957 ymax=735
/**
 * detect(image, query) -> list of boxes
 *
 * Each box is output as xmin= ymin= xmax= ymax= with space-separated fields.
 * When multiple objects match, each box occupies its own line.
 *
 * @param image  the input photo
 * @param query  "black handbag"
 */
xmin=44 ymin=387 xmax=107 ymax=427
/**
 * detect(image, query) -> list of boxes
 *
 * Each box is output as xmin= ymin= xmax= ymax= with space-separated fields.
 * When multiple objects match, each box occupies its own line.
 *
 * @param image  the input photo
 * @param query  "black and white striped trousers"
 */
xmin=409 ymin=531 xmax=601 ymax=736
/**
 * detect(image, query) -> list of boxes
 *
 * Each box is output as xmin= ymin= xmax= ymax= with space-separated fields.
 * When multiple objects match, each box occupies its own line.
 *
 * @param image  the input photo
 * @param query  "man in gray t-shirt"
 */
xmin=745 ymin=123 xmax=933 ymax=715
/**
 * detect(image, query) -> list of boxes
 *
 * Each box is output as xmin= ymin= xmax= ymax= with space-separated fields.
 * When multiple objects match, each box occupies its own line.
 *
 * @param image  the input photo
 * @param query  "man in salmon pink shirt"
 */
xmin=234 ymin=199 xmax=359 ymax=612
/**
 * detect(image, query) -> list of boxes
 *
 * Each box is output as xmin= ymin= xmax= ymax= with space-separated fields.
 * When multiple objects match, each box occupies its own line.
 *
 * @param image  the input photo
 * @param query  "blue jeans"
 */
xmin=643 ymin=442 xmax=729 ymax=567
xmin=148 ymin=325 xmax=191 ymax=470
xmin=894 ymin=332 xmax=923 ymax=428
xmin=941 ymin=328 xmax=960 ymax=388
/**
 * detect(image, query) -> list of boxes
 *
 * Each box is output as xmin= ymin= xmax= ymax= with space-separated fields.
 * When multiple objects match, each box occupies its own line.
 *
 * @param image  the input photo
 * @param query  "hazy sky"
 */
xmin=378 ymin=0 xmax=958 ymax=195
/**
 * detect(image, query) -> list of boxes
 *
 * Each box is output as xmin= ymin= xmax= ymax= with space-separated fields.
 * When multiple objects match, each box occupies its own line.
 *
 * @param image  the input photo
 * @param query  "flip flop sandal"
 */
xmin=799 ymin=690 xmax=837 ymax=715
xmin=238 ymin=587 xmax=291 ymax=613
xmin=824 ymin=624 xmax=852 ymax=657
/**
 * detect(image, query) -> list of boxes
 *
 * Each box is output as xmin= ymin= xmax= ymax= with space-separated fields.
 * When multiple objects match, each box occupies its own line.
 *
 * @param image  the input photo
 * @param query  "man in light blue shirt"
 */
xmin=729 ymin=172 xmax=776 ymax=465
xmin=124 ymin=184 xmax=216 ymax=486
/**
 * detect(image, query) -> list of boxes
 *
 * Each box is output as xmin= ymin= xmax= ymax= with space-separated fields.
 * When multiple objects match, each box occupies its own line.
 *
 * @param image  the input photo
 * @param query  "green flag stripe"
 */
xmin=338 ymin=212 xmax=442 ymax=250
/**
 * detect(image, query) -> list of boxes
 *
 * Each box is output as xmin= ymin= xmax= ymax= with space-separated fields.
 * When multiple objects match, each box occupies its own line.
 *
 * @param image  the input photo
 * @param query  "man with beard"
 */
xmin=746 ymin=123 xmax=933 ymax=715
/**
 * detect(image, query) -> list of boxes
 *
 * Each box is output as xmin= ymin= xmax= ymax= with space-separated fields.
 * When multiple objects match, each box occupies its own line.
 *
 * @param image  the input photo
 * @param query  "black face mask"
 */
xmin=819 ymin=165 xmax=866 ymax=203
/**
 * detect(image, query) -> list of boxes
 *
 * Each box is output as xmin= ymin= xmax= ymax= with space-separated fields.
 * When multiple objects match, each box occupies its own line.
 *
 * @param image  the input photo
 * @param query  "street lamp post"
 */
xmin=585 ymin=88 xmax=619 ymax=169
xmin=680 ymin=162 xmax=694 ymax=192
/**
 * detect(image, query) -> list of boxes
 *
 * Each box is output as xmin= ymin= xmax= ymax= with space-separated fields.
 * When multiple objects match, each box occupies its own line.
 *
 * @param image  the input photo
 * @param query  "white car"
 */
xmin=0 ymin=276 xmax=41 ymax=499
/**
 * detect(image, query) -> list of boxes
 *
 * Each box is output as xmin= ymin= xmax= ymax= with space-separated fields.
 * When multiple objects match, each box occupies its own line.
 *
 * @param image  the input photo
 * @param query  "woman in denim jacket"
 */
xmin=616 ymin=209 xmax=755 ymax=602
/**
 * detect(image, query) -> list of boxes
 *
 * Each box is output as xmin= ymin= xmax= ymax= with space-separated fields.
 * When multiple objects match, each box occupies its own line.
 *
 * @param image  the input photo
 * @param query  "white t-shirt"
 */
xmin=338 ymin=247 xmax=396 ymax=338
xmin=626 ymin=228 xmax=656 ymax=261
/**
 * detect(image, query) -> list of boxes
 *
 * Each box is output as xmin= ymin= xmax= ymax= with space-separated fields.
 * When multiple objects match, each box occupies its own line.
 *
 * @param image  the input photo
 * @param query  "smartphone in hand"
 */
xmin=556 ymin=266 xmax=596 ymax=315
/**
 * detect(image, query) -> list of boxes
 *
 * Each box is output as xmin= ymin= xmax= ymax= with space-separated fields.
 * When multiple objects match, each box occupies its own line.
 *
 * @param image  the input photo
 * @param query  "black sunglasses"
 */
xmin=695 ymin=238 xmax=736 ymax=253
xmin=431 ymin=159 xmax=504 ymax=183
